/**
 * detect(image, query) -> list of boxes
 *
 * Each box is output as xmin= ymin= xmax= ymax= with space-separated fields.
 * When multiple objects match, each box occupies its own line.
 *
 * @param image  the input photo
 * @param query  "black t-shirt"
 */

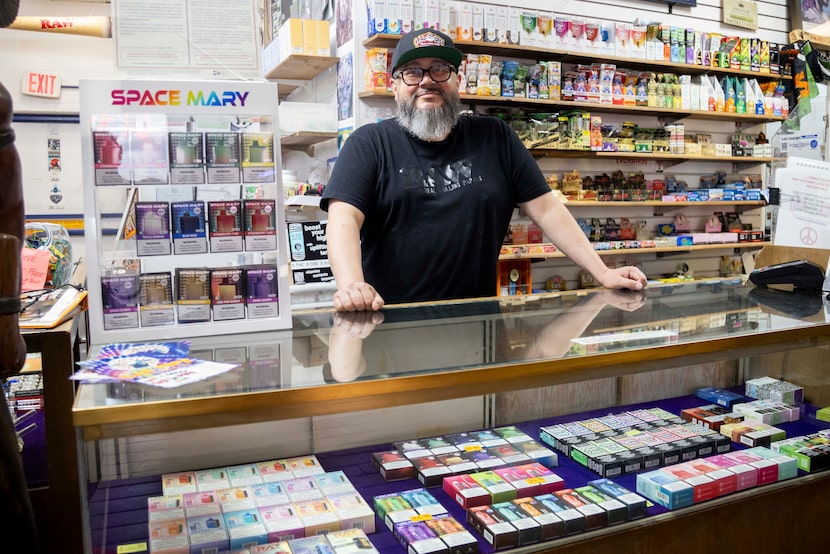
xmin=321 ymin=115 xmax=551 ymax=304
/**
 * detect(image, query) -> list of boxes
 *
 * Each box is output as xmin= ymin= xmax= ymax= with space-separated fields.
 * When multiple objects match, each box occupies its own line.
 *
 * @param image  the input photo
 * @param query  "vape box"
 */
xmin=278 ymin=18 xmax=304 ymax=56
xmin=148 ymin=517 xmax=189 ymax=554
xmin=284 ymin=456 xmax=324 ymax=477
xmin=445 ymin=432 xmax=484 ymax=450
xmin=511 ymin=497 xmax=564 ymax=541
xmin=328 ymin=491 xmax=376 ymax=533
xmin=315 ymin=19 xmax=330 ymax=56
xmin=210 ymin=267 xmax=245 ymax=321
xmin=226 ymin=464 xmax=263 ymax=488
xmin=492 ymin=466 xmax=540 ymax=498
xmin=434 ymin=452 xmax=477 ymax=475
xmin=148 ymin=495 xmax=185 ymax=522
xmin=101 ymin=273 xmax=139 ymax=330
xmin=423 ymin=436 xmax=459 ymax=455
xmin=243 ymin=199 xmax=277 ymax=250
xmin=373 ymin=493 xmax=415 ymax=530
xmin=399 ymin=488 xmax=446 ymax=518
xmin=205 ymin=132 xmax=241 ymax=184
xmin=135 ymin=201 xmax=172 ymax=255
xmin=326 ymin=529 xmax=378 ymax=553
xmin=492 ymin=501 xmax=543 ymax=545
xmin=223 ymin=509 xmax=269 ymax=550
xmin=327 ymin=529 xmax=378 ymax=553
xmin=288 ymin=535 xmax=338 ymax=554
xmin=130 ymin=131 xmax=169 ymax=184
xmin=183 ymin=491 xmax=222 ymax=518
xmin=513 ymin=440 xmax=559 ymax=468
xmin=467 ymin=505 xmax=519 ymax=550
xmin=241 ymin=132 xmax=276 ymax=184
xmin=535 ymin=494 xmax=586 ymax=536
xmin=195 ymin=468 xmax=230 ymax=493
xmin=414 ymin=456 xmax=453 ymax=487
xmin=162 ymin=472 xmax=198 ymax=496
xmin=283 ymin=476 xmax=324 ymax=502
xmin=442 ymin=474 xmax=490 ymax=509
xmin=465 ymin=449 xmax=505 ymax=471
xmin=168 ymin=132 xmax=205 ymax=185
xmin=171 ymin=201 xmax=208 ymax=254
xmin=314 ymin=471 xmax=355 ymax=497
xmin=424 ymin=515 xmax=478 ymax=554
xmin=487 ymin=444 xmax=530 ymax=466
xmin=175 ymin=268 xmax=211 ymax=323
xmin=256 ymin=459 xmax=293 ymax=483
xmin=395 ymin=521 xmax=448 ymax=554
xmin=509 ymin=462 xmax=565 ymax=495
xmin=218 ymin=487 xmax=257 ymax=513
xmin=469 ymin=429 xmax=508 ymax=448
xmin=394 ymin=439 xmax=432 ymax=460
xmin=554 ymin=489 xmax=605 ymax=531
xmin=208 ymin=200 xmax=243 ymax=252
xmin=248 ymin=542 xmax=293 ymax=553
xmin=493 ymin=426 xmax=533 ymax=444
xmin=187 ymin=514 xmax=229 ymax=553
xmin=244 ymin=265 xmax=279 ymax=319
xmin=372 ymin=450 xmax=416 ymax=481
xmin=93 ymin=130 xmax=131 ymax=185
xmin=574 ymin=486 xmax=628 ymax=525
xmin=139 ymin=272 xmax=175 ymax=327
xmin=294 ymin=498 xmax=340 ymax=535
xmin=696 ymin=386 xmax=744 ymax=408
xmin=260 ymin=503 xmax=305 ymax=543
xmin=469 ymin=471 xmax=516 ymax=504
xmin=635 ymin=470 xmax=694 ymax=510
xmin=250 ymin=482 xmax=289 ymax=508
xmin=588 ymin=478 xmax=648 ymax=520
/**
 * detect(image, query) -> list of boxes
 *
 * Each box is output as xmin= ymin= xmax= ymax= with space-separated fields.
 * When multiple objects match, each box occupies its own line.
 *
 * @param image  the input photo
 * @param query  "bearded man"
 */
xmin=321 ymin=29 xmax=646 ymax=311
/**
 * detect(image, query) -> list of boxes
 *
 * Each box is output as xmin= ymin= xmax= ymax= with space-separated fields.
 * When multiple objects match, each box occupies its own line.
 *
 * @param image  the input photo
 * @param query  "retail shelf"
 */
xmin=264 ymin=54 xmax=339 ymax=96
xmin=280 ymin=130 xmax=337 ymax=154
xmin=363 ymin=34 xmax=791 ymax=82
xmin=498 ymin=241 xmax=768 ymax=261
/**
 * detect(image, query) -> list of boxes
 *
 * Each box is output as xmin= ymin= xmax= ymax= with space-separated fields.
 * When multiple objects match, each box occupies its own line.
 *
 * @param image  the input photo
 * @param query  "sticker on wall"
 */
xmin=47 ymin=127 xmax=63 ymax=206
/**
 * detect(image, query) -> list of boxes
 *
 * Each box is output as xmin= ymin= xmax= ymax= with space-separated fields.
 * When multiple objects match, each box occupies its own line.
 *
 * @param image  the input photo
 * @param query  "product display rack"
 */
xmin=79 ymin=79 xmax=293 ymax=342
xmin=72 ymin=282 xmax=830 ymax=552
xmin=358 ymin=34 xmax=779 ymax=273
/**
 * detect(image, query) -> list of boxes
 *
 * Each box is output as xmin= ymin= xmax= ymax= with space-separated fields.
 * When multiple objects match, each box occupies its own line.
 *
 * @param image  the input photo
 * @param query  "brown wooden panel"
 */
xmin=494 ymin=378 xmax=617 ymax=425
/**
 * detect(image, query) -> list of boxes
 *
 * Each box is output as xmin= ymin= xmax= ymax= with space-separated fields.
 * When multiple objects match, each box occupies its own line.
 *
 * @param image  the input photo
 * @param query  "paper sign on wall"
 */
xmin=21 ymin=248 xmax=51 ymax=291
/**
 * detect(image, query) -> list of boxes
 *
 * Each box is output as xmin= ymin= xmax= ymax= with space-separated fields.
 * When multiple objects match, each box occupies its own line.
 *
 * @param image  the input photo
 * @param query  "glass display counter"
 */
xmin=72 ymin=281 xmax=830 ymax=552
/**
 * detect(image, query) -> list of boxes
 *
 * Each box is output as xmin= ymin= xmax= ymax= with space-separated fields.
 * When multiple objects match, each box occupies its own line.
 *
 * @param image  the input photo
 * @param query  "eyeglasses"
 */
xmin=394 ymin=64 xmax=456 ymax=85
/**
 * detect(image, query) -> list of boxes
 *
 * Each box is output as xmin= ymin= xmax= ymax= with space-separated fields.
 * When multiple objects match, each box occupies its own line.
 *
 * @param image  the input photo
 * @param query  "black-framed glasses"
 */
xmin=394 ymin=64 xmax=456 ymax=85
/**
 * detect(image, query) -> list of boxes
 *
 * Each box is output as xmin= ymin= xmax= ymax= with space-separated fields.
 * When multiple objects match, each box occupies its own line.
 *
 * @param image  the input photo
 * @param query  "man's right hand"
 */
xmin=333 ymin=281 xmax=384 ymax=312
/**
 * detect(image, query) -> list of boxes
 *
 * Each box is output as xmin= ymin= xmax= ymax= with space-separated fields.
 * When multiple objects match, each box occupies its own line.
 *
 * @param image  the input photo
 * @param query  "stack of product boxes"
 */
xmin=374 ymin=488 xmax=480 ymax=553
xmin=636 ymin=445 xmax=798 ymax=510
xmin=261 ymin=18 xmax=332 ymax=75
xmin=147 ymin=455 xmax=375 ymax=553
xmin=372 ymin=425 xmax=559 ymax=487
xmin=364 ymin=2 xmax=787 ymax=112
xmin=540 ymin=407 xmax=731 ymax=479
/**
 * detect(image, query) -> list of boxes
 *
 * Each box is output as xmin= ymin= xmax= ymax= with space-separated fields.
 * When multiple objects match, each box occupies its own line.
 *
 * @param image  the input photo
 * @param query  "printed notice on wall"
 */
xmin=773 ymin=159 xmax=830 ymax=250
xmin=114 ymin=0 xmax=260 ymax=77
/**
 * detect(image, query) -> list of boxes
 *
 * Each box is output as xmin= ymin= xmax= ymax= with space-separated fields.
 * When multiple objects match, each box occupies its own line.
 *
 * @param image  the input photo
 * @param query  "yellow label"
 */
xmin=410 ymin=514 xmax=433 ymax=522
xmin=117 ymin=544 xmax=148 ymax=554
xmin=463 ymin=445 xmax=483 ymax=452
xmin=525 ymin=477 xmax=546 ymax=484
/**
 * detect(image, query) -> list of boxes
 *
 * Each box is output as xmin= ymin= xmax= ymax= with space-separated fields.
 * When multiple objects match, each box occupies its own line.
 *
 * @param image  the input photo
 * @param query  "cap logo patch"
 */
xmin=412 ymin=31 xmax=446 ymax=48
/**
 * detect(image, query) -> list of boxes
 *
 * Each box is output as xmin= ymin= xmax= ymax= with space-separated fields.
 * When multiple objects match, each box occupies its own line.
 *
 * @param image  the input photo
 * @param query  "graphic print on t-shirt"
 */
xmin=399 ymin=157 xmax=482 ymax=195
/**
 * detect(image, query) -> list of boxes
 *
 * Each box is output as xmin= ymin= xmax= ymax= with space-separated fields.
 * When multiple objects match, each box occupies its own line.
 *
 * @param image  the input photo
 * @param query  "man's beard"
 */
xmin=396 ymin=88 xmax=462 ymax=142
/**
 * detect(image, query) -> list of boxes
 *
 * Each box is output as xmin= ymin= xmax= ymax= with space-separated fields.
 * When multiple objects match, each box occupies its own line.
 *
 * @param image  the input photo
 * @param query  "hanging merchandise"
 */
xmin=23 ymin=222 xmax=73 ymax=288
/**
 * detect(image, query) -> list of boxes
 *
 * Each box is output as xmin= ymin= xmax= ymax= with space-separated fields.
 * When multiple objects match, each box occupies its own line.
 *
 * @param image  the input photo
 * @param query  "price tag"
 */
xmin=410 ymin=513 xmax=433 ymax=522
xmin=116 ymin=543 xmax=148 ymax=553
xmin=525 ymin=477 xmax=546 ymax=484
xmin=463 ymin=445 xmax=483 ymax=452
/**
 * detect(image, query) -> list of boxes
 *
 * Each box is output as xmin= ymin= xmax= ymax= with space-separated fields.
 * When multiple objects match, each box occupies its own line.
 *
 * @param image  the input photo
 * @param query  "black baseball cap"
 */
xmin=391 ymin=28 xmax=463 ymax=72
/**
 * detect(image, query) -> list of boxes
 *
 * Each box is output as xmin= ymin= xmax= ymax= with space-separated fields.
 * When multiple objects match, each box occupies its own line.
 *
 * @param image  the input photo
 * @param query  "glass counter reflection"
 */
xmin=76 ymin=280 xmax=830 ymax=411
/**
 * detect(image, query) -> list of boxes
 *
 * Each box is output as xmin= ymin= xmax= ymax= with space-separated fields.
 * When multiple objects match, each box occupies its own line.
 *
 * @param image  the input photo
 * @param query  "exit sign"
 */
xmin=22 ymin=72 xmax=62 ymax=98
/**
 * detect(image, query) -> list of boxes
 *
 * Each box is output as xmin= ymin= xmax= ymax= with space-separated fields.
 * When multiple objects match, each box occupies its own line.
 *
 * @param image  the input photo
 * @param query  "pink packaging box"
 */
xmin=442 ymin=474 xmax=491 ymax=509
xmin=162 ymin=471 xmax=198 ymax=496
xmin=260 ymin=504 xmax=305 ymax=543
xmin=183 ymin=491 xmax=222 ymax=518
xmin=148 ymin=495 xmax=184 ymax=522
xmin=148 ymin=517 xmax=190 ymax=554
xmin=257 ymin=459 xmax=294 ymax=483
